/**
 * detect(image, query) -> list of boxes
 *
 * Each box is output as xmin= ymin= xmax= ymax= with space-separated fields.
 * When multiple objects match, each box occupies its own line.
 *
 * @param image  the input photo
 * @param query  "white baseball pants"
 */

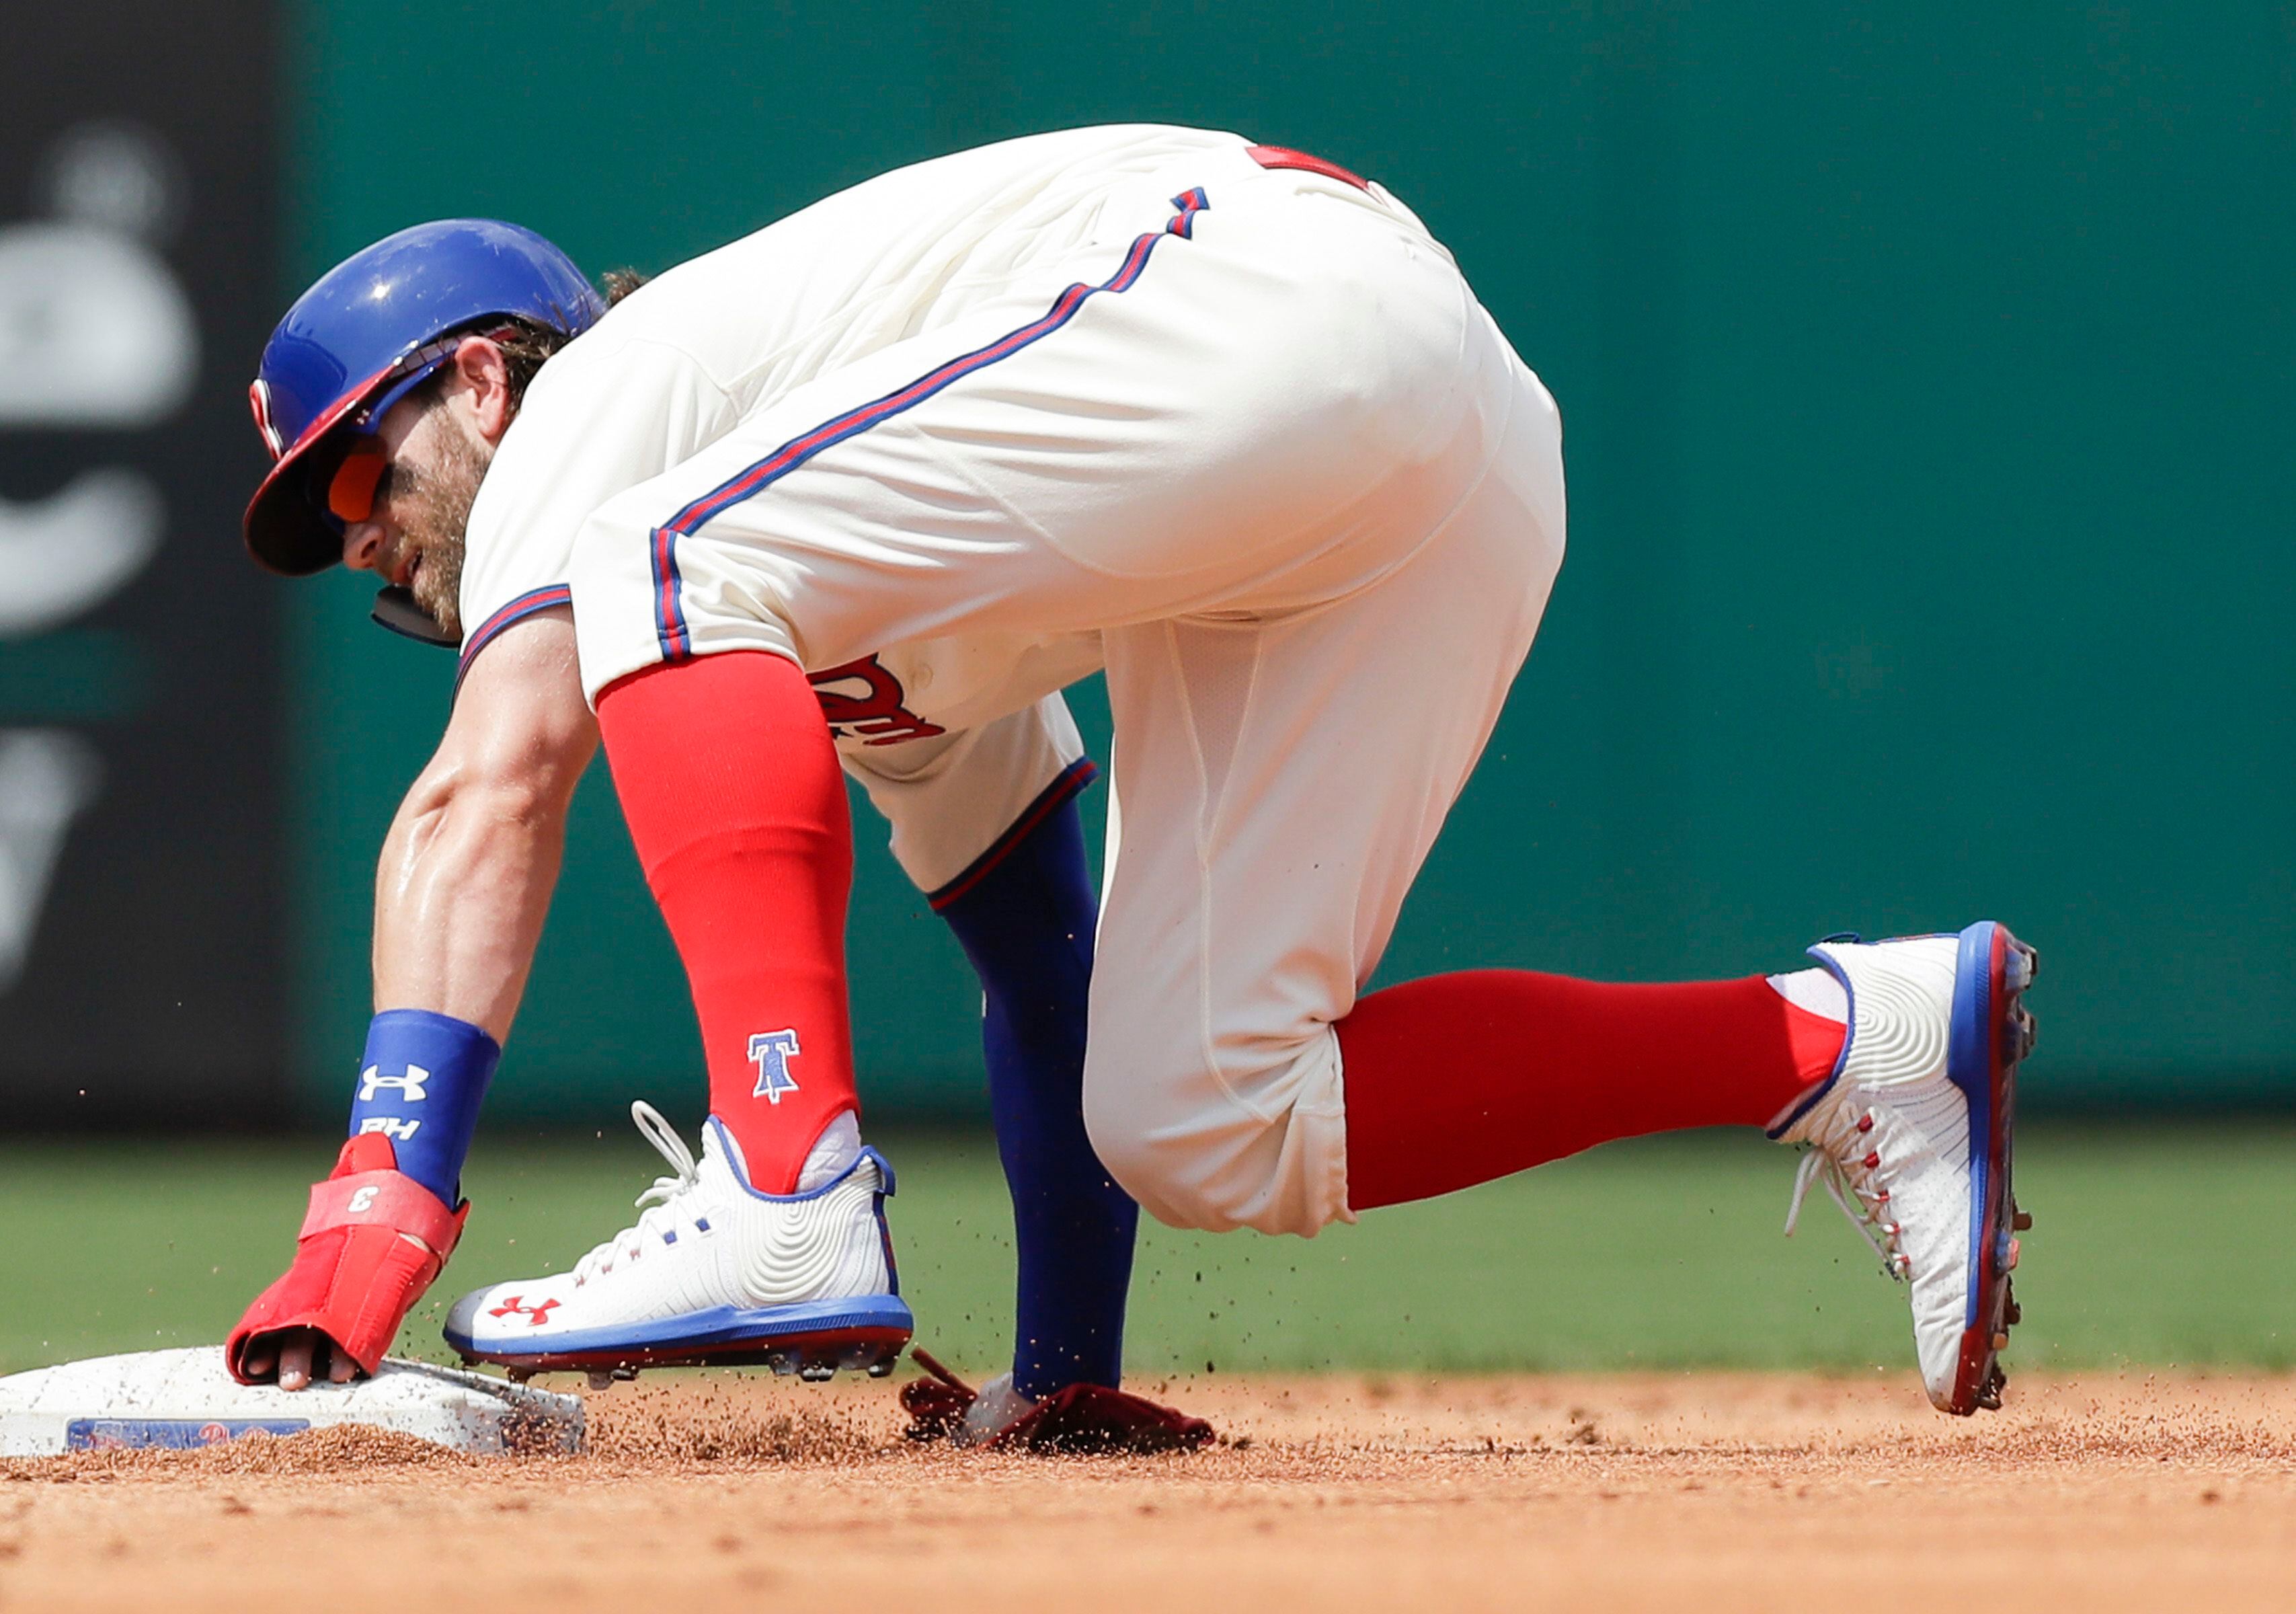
xmin=570 ymin=150 xmax=1566 ymax=1235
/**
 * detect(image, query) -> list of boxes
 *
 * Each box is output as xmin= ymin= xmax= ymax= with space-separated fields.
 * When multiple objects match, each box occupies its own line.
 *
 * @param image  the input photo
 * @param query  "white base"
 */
xmin=0 ymin=1346 xmax=585 ymax=1457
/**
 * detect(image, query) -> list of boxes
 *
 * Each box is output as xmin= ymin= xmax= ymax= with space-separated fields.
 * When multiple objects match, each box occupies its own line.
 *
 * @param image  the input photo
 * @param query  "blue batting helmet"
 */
xmin=243 ymin=218 xmax=607 ymax=576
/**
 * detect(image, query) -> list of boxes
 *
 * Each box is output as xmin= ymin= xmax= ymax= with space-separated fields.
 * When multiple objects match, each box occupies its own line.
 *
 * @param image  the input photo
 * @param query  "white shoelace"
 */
xmin=571 ymin=1101 xmax=706 ymax=1285
xmin=1784 ymin=1149 xmax=1909 ymax=1278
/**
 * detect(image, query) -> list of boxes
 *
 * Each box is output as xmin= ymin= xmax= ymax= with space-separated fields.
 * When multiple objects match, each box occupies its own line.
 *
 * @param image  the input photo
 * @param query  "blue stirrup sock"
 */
xmin=346 ymin=1009 xmax=500 ymax=1204
xmin=938 ymin=792 xmax=1136 ymax=1399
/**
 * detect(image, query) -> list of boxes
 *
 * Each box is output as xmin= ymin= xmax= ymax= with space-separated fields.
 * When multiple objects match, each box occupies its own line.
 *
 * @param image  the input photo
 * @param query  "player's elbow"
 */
xmin=392 ymin=759 xmax=571 ymax=875
xmin=408 ymin=709 xmax=594 ymax=841
xmin=463 ymin=773 xmax=568 ymax=836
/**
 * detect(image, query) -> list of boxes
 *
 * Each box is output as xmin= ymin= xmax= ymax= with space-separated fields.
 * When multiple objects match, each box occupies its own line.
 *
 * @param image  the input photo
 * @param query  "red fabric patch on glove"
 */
xmin=225 ymin=1134 xmax=469 ymax=1384
xmin=900 ymin=1350 xmax=1215 ymax=1455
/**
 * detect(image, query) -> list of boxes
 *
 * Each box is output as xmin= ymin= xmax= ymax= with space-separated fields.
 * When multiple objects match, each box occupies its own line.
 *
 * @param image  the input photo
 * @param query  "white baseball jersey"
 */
xmin=467 ymin=124 xmax=1569 ymax=1237
xmin=461 ymin=126 xmax=1267 ymax=892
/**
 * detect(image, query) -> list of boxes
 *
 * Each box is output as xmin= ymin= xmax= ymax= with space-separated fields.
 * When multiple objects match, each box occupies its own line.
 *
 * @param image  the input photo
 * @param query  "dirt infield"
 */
xmin=3 ymin=1369 xmax=2293 ymax=1612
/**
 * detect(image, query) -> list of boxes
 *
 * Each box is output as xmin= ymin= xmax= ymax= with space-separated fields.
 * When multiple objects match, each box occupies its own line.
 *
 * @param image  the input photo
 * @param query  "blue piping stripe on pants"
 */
xmin=649 ymin=187 xmax=1214 ymax=660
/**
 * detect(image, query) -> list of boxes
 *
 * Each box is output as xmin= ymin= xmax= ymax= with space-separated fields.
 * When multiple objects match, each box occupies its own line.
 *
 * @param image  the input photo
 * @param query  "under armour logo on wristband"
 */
xmin=357 ymin=1064 xmax=430 ymax=1103
xmin=748 ymin=1030 xmax=801 ymax=1104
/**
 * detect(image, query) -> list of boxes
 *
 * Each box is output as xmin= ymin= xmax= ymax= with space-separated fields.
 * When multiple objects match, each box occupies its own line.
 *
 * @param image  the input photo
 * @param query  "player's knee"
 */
xmin=1084 ymin=1118 xmax=1250 ymax=1234
xmin=1078 ymin=1089 xmax=1216 ymax=1230
xmin=1081 ymin=1036 xmax=1349 ymax=1238
xmin=1077 ymin=1109 xmax=1155 ymax=1218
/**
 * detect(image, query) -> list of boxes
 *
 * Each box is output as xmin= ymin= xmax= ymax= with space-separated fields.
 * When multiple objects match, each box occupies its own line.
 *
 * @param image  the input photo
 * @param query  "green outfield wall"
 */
xmin=284 ymin=1 xmax=2295 ymax=1121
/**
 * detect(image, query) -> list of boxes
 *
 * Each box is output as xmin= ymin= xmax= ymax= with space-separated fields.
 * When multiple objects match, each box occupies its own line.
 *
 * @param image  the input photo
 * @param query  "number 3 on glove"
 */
xmin=226 ymin=1132 xmax=470 ymax=1383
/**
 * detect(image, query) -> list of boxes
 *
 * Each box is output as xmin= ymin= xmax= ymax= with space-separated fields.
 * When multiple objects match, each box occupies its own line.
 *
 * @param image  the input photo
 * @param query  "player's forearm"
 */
xmin=372 ymin=750 xmax=589 ymax=1042
xmin=228 ymin=759 xmax=574 ymax=1390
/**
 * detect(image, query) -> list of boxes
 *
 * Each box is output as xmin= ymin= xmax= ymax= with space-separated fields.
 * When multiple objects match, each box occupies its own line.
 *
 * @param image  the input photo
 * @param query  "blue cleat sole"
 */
xmin=1944 ymin=920 xmax=2039 ymax=1414
xmin=446 ymin=1295 xmax=915 ymax=1385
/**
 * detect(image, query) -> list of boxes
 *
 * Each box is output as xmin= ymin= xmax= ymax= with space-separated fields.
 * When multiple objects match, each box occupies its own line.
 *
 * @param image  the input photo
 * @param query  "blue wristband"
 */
xmin=347 ymin=1009 xmax=501 ymax=1204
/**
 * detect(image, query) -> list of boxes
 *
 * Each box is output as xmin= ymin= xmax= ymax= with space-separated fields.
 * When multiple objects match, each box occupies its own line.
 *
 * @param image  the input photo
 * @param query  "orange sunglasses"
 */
xmin=325 ymin=438 xmax=389 ymax=525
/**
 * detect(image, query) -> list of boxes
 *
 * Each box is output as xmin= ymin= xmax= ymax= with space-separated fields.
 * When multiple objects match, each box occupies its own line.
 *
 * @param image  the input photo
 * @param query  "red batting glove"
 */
xmin=225 ymin=1132 xmax=469 ymax=1384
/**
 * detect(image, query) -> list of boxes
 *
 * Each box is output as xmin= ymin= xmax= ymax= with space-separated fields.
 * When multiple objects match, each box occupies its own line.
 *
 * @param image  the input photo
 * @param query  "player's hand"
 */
xmin=235 ymin=1327 xmax=362 ymax=1391
xmin=225 ymin=1134 xmax=469 ymax=1387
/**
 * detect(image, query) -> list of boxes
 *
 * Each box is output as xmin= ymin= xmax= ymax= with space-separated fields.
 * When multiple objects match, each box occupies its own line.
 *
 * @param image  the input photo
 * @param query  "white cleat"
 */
xmin=1773 ymin=921 xmax=2038 ymax=1415
xmin=444 ymin=1102 xmax=912 ymax=1382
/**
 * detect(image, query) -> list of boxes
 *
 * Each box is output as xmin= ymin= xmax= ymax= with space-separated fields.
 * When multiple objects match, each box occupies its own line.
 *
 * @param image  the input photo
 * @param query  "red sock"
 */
xmin=595 ymin=652 xmax=857 ymax=1194
xmin=1338 ymin=971 xmax=1846 ymax=1210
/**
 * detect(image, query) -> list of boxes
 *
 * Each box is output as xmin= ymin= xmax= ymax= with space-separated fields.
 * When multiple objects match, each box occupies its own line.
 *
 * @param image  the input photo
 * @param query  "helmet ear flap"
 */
xmin=371 ymin=586 xmax=459 ymax=648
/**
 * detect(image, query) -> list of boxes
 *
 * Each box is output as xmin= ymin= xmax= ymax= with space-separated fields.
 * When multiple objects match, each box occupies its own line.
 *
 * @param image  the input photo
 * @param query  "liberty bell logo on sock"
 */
xmin=748 ymin=1029 xmax=801 ymax=1104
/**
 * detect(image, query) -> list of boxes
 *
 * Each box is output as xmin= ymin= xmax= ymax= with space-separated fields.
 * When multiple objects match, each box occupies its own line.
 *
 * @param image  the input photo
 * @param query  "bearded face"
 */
xmin=366 ymin=404 xmax=491 ymax=640
xmin=328 ymin=335 xmax=537 ymax=640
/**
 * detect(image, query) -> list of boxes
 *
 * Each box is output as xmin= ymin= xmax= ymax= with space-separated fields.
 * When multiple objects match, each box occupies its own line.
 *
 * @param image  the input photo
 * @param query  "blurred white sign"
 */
xmin=0 ymin=120 xmax=195 ymax=998
xmin=0 ymin=467 xmax=163 ymax=636
xmin=0 ymin=731 xmax=101 ymax=991
xmin=0 ymin=221 xmax=198 ymax=428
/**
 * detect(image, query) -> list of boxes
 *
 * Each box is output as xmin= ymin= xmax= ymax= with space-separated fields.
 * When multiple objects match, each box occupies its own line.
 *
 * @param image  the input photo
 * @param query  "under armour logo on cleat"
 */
xmin=487 ymin=1296 xmax=561 ymax=1328
xmin=748 ymin=1029 xmax=801 ymax=1105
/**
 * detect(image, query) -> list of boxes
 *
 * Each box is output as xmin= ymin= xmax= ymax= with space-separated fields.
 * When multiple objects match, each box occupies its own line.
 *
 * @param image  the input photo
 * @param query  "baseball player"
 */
xmin=229 ymin=124 xmax=2036 ymax=1432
